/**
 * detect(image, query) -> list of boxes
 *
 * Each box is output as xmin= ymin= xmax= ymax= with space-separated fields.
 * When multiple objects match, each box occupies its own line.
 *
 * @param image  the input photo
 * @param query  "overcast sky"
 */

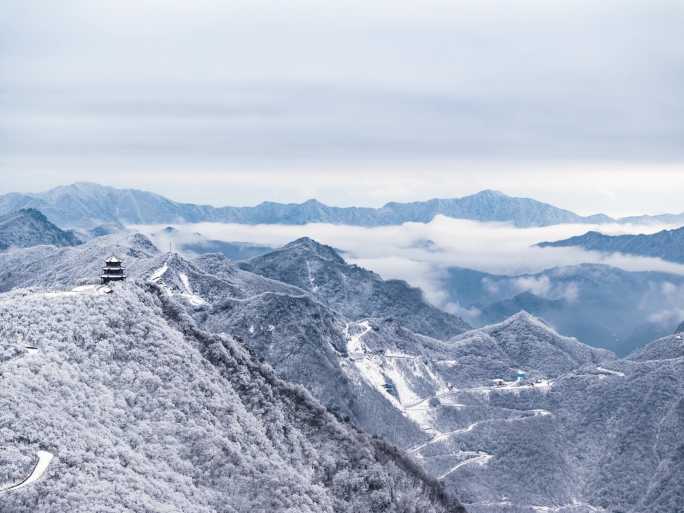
xmin=2 ymin=0 xmax=682 ymax=216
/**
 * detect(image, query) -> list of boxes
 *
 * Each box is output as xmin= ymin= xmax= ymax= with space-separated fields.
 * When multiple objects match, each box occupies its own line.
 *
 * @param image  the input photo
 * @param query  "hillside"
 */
xmin=0 ymin=284 xmax=463 ymax=513
xmin=0 ymin=231 xmax=160 ymax=293
xmin=238 ymin=237 xmax=470 ymax=339
xmin=0 ymin=209 xmax=80 ymax=251
xmin=451 ymin=311 xmax=614 ymax=376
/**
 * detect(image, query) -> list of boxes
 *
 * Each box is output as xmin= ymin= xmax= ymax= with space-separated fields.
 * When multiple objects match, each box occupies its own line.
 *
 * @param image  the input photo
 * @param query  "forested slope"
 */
xmin=0 ymin=284 xmax=463 ymax=513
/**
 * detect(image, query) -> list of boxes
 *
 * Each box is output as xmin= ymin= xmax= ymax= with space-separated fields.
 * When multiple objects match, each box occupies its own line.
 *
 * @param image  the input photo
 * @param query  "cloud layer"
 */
xmin=134 ymin=217 xmax=684 ymax=309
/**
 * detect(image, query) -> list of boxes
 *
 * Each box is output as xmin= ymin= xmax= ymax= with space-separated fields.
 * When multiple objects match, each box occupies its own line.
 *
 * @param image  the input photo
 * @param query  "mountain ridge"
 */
xmin=237 ymin=237 xmax=470 ymax=339
xmin=0 ymin=182 xmax=622 ymax=229
xmin=537 ymin=226 xmax=684 ymax=263
xmin=0 ymin=208 xmax=81 ymax=250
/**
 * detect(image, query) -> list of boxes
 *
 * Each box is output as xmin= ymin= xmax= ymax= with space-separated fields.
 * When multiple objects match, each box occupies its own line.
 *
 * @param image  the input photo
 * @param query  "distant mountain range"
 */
xmin=3 ymin=182 xmax=682 ymax=229
xmin=0 ymin=208 xmax=81 ymax=251
xmin=537 ymin=226 xmax=684 ymax=263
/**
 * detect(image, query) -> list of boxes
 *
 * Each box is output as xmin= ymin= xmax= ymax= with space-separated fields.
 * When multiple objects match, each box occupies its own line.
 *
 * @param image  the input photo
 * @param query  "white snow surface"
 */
xmin=178 ymin=272 xmax=206 ymax=306
xmin=345 ymin=321 xmax=372 ymax=354
xmin=596 ymin=366 xmax=626 ymax=377
xmin=149 ymin=263 xmax=168 ymax=282
xmin=32 ymin=284 xmax=112 ymax=299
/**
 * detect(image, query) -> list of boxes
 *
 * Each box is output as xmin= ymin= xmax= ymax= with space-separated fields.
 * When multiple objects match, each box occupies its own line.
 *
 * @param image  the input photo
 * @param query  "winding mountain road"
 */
xmin=439 ymin=452 xmax=493 ymax=479
xmin=0 ymin=450 xmax=54 ymax=494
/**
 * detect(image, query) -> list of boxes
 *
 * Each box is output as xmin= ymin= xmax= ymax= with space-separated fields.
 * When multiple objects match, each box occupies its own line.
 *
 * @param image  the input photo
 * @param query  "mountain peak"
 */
xmin=472 ymin=189 xmax=507 ymax=198
xmin=301 ymin=198 xmax=326 ymax=207
xmin=0 ymin=208 xmax=81 ymax=250
xmin=503 ymin=310 xmax=551 ymax=329
xmin=282 ymin=237 xmax=344 ymax=262
xmin=16 ymin=208 xmax=49 ymax=222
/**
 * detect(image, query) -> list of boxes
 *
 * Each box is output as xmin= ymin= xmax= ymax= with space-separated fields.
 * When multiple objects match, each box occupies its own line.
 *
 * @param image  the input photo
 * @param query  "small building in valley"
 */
xmin=101 ymin=256 xmax=126 ymax=284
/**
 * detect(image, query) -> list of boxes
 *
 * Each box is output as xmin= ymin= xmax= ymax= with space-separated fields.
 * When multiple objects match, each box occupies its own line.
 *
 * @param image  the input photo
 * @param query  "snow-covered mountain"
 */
xmin=537 ymin=226 xmax=684 ymax=264
xmin=445 ymin=264 xmax=684 ymax=355
xmin=0 ymin=231 xmax=159 ymax=293
xmin=238 ymin=237 xmax=470 ymax=339
xmin=147 ymin=250 xmax=620 ymax=511
xmin=626 ymin=331 xmax=684 ymax=362
xmin=2 ymin=231 xmax=683 ymax=512
xmin=0 ymin=183 xmax=617 ymax=229
xmin=450 ymin=312 xmax=613 ymax=376
xmin=0 ymin=283 xmax=462 ymax=513
xmin=0 ymin=209 xmax=80 ymax=251
xmin=130 ymin=240 xmax=683 ymax=513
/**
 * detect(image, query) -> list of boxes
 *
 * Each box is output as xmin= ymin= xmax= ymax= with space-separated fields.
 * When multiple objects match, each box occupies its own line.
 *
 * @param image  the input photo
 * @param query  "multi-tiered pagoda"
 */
xmin=101 ymin=256 xmax=126 ymax=284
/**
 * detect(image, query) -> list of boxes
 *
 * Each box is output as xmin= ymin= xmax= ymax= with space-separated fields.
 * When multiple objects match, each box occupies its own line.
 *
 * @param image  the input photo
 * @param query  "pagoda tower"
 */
xmin=101 ymin=256 xmax=126 ymax=284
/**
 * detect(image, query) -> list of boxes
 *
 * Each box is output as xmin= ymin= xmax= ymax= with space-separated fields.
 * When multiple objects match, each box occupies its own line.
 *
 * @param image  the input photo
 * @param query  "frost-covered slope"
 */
xmin=0 ymin=231 xmax=159 ymax=293
xmin=0 ymin=209 xmax=80 ymax=251
xmin=403 ymin=314 xmax=682 ymax=513
xmin=238 ymin=238 xmax=470 ymax=339
xmin=451 ymin=312 xmax=614 ymax=376
xmin=2 ymin=231 xmax=682 ymax=513
xmin=626 ymin=331 xmax=684 ymax=362
xmin=0 ymin=284 xmax=463 ymax=513
xmin=146 ymin=252 xmax=437 ymax=447
xmin=162 ymin=252 xmax=644 ymax=512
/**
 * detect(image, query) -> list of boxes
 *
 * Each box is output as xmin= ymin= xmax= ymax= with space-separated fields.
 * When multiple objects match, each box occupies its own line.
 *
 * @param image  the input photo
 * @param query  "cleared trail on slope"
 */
xmin=0 ymin=451 xmax=54 ymax=494
xmin=439 ymin=452 xmax=493 ymax=479
xmin=409 ymin=408 xmax=552 ymax=454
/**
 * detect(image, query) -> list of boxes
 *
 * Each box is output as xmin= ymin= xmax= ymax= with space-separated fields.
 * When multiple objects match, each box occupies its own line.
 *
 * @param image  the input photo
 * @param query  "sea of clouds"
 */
xmin=133 ymin=216 xmax=684 ymax=312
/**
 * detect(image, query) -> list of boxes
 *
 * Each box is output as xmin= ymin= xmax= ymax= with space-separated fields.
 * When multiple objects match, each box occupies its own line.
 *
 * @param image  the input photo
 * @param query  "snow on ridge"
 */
xmin=148 ymin=258 xmax=206 ymax=306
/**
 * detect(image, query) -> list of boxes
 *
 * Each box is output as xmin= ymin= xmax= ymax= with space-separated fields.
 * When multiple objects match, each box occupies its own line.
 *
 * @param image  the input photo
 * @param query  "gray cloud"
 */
xmin=1 ymin=0 xmax=683 ymax=212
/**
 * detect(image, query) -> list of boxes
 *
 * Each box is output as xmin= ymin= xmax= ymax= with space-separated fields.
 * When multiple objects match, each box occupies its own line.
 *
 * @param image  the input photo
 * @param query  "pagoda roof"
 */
xmin=105 ymin=256 xmax=122 ymax=263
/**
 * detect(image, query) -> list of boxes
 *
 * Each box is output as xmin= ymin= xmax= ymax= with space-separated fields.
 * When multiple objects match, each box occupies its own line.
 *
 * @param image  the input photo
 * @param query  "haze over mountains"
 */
xmin=445 ymin=264 xmax=684 ymax=356
xmin=2 ymin=183 xmax=683 ymax=229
